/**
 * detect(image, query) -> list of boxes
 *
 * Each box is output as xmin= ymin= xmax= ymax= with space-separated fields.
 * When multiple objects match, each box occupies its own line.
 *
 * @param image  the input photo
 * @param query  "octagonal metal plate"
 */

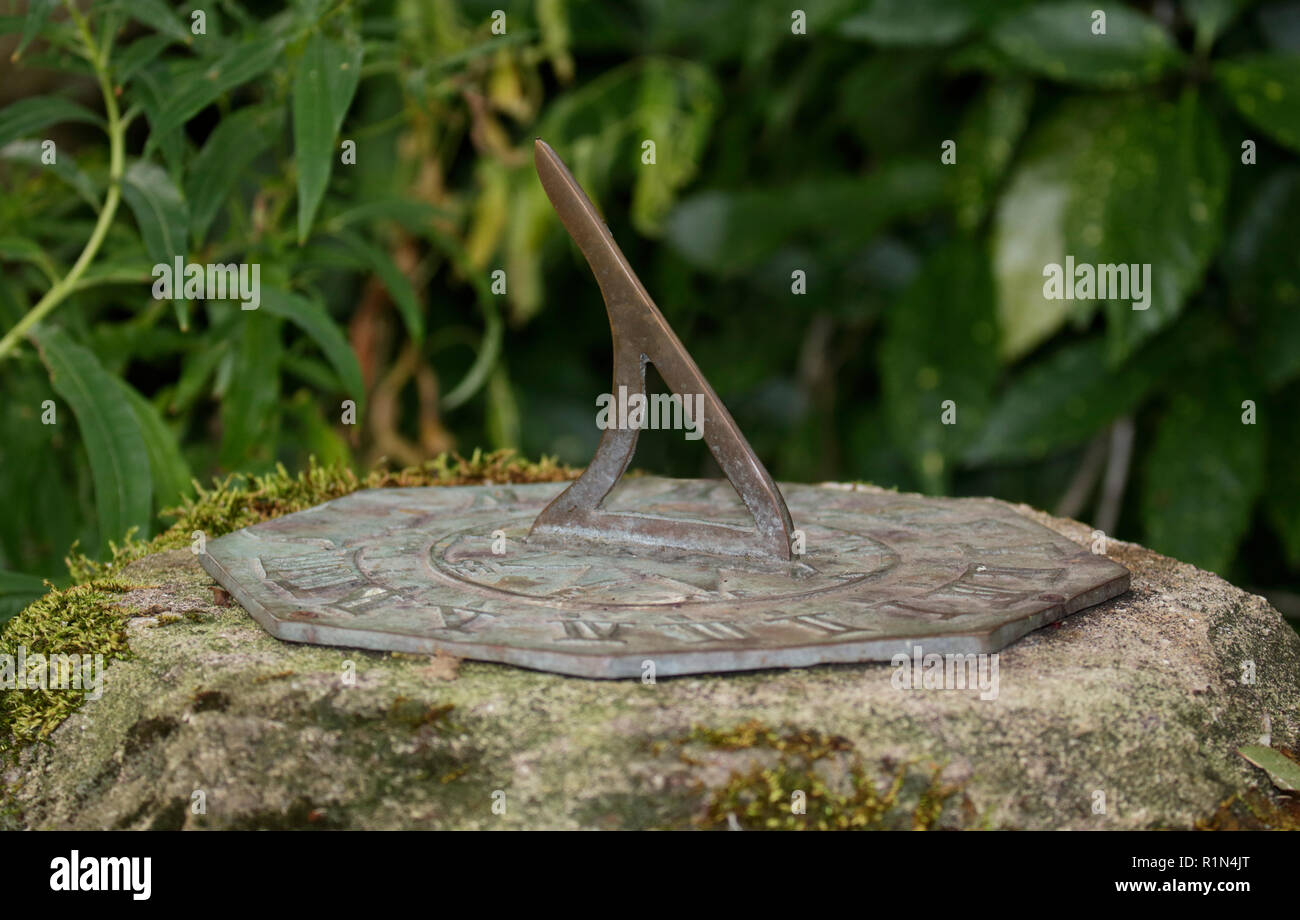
xmin=198 ymin=477 xmax=1129 ymax=678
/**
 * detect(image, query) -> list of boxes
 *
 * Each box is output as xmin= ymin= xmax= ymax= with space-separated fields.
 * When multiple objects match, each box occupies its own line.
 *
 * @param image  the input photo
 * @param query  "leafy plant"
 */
xmin=1 ymin=0 xmax=1297 ymax=628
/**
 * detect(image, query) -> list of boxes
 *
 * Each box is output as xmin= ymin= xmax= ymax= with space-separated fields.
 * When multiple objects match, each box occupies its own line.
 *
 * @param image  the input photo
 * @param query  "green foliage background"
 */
xmin=1 ymin=0 xmax=1298 ymax=625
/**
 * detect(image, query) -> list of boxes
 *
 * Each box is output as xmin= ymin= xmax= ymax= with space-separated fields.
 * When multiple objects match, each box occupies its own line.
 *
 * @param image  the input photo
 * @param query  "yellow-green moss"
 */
xmin=683 ymin=719 xmax=974 ymax=830
xmin=0 ymin=577 xmax=140 ymax=754
xmin=3 ymin=451 xmax=577 ymax=759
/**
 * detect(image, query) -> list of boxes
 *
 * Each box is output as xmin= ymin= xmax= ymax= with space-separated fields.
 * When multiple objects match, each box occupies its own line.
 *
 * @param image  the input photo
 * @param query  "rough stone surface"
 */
xmin=4 ymin=485 xmax=1299 ymax=830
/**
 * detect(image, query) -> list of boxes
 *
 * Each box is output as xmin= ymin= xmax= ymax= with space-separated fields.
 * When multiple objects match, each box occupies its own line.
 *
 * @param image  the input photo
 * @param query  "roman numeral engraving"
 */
xmin=556 ymin=619 xmax=624 ymax=642
xmin=262 ymin=555 xmax=358 ymax=591
xmin=650 ymin=619 xmax=750 ymax=642
xmin=332 ymin=585 xmax=399 ymax=614
xmin=768 ymin=611 xmax=856 ymax=634
xmin=434 ymin=606 xmax=495 ymax=633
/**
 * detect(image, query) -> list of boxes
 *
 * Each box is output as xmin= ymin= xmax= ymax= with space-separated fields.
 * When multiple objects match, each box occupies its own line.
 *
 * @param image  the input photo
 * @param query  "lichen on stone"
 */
xmin=682 ymin=719 xmax=977 ymax=830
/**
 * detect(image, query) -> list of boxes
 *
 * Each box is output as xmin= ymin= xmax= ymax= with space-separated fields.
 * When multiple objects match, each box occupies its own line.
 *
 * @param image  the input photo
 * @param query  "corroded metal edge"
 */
xmin=197 ymin=480 xmax=1132 ymax=680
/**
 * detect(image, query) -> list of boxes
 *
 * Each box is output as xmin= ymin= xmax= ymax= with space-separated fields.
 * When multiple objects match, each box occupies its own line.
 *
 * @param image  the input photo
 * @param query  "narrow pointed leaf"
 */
xmin=31 ymin=327 xmax=153 ymax=547
xmin=294 ymin=30 xmax=363 ymax=242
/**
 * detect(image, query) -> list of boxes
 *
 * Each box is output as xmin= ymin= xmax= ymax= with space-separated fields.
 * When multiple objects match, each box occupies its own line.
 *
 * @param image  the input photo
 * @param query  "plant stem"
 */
xmin=0 ymin=4 xmax=124 ymax=361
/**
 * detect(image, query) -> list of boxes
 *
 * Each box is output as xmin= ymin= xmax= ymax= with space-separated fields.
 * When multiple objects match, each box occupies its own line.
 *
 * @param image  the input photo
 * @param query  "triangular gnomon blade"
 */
xmin=528 ymin=139 xmax=795 ymax=561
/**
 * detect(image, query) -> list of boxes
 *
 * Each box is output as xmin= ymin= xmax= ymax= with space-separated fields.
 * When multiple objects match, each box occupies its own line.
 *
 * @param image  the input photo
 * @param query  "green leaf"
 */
xmin=1069 ymin=95 xmax=1228 ymax=362
xmin=0 ymin=139 xmax=99 ymax=208
xmin=293 ymin=30 xmax=363 ymax=243
xmin=323 ymin=197 xmax=447 ymax=233
xmin=258 ymin=287 xmax=364 ymax=408
xmin=0 ymin=96 xmax=102 ymax=149
xmin=31 ymin=327 xmax=153 ymax=548
xmin=993 ymin=95 xmax=1226 ymax=363
xmin=839 ymin=0 xmax=1029 ymax=46
xmin=1264 ymin=389 xmax=1300 ymax=567
xmin=113 ymin=33 xmax=177 ymax=86
xmin=186 ymin=105 xmax=283 ymax=245
xmin=992 ymin=98 xmax=1108 ymax=361
xmin=1140 ymin=378 xmax=1264 ymax=574
xmin=121 ymin=159 xmax=190 ymax=265
xmin=220 ymin=312 xmax=282 ymax=469
xmin=13 ymin=0 xmax=57 ymax=60
xmin=880 ymin=240 xmax=999 ymax=491
xmin=965 ymin=339 xmax=1160 ymax=465
xmin=116 ymin=0 xmax=193 ymax=44
xmin=992 ymin=1 xmax=1184 ymax=88
xmin=1224 ymin=169 xmax=1300 ymax=387
xmin=114 ymin=378 xmax=192 ymax=510
xmin=1185 ymin=0 xmax=1251 ymax=51
xmin=665 ymin=162 xmax=946 ymax=277
xmin=951 ymin=78 xmax=1034 ymax=230
xmin=0 ymin=569 xmax=47 ymax=627
xmin=0 ymin=236 xmax=57 ymax=281
xmin=1215 ymin=53 xmax=1300 ymax=154
xmin=630 ymin=58 xmax=718 ymax=236
xmin=326 ymin=233 xmax=423 ymax=343
xmin=1238 ymin=745 xmax=1300 ymax=793
xmin=148 ymin=35 xmax=284 ymax=142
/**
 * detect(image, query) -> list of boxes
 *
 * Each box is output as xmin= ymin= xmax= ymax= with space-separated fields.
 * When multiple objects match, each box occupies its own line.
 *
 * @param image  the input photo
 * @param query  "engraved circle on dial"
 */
xmin=425 ymin=515 xmax=899 ymax=607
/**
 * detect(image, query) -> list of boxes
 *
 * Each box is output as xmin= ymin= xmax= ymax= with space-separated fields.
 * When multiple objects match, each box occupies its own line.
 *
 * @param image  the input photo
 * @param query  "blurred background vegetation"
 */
xmin=0 ymin=0 xmax=1297 ymax=627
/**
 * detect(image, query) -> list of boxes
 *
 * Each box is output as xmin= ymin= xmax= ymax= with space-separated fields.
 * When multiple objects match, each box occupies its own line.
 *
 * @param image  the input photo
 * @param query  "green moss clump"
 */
xmin=2 ymin=450 xmax=576 ymax=759
xmin=684 ymin=719 xmax=971 ymax=831
xmin=0 ymin=577 xmax=139 ymax=754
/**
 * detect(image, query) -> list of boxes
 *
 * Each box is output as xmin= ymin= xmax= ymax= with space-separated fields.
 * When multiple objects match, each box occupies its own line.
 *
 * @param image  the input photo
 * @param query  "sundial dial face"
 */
xmin=199 ymin=477 xmax=1129 ymax=678
xmin=199 ymin=140 xmax=1130 ymax=678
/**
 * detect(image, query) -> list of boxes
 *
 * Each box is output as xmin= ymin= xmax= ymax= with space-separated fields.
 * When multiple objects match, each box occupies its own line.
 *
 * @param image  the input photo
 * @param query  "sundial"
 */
xmin=199 ymin=140 xmax=1130 ymax=679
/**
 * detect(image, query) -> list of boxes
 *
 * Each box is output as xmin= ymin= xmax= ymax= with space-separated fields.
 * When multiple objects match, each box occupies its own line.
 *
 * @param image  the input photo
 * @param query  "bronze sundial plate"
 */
xmin=198 ymin=477 xmax=1129 ymax=678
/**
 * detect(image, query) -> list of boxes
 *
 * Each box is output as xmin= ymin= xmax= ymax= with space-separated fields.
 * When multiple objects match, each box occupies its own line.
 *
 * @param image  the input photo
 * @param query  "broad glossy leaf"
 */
xmin=115 ymin=378 xmax=192 ymax=509
xmin=839 ymin=0 xmax=1029 ymax=46
xmin=994 ymin=96 xmax=1225 ymax=363
xmin=1215 ymin=53 xmax=1300 ymax=154
xmin=293 ymin=30 xmax=363 ymax=243
xmin=665 ymin=162 xmax=945 ymax=276
xmin=148 ymin=35 xmax=284 ymax=142
xmin=121 ymin=159 xmax=190 ymax=265
xmin=880 ymin=240 xmax=999 ymax=492
xmin=1224 ymin=169 xmax=1300 ymax=387
xmin=964 ymin=338 xmax=1160 ymax=465
xmin=991 ymin=98 xmax=1109 ymax=361
xmin=1068 ymin=95 xmax=1227 ymax=362
xmin=952 ymin=78 xmax=1034 ymax=230
xmin=992 ymin=2 xmax=1183 ymax=88
xmin=1265 ymin=389 xmax=1300 ymax=567
xmin=0 ymin=96 xmax=102 ymax=149
xmin=186 ymin=105 xmax=283 ymax=245
xmin=1140 ymin=375 xmax=1263 ymax=574
xmin=258 ymin=287 xmax=364 ymax=407
xmin=31 ymin=327 xmax=153 ymax=547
